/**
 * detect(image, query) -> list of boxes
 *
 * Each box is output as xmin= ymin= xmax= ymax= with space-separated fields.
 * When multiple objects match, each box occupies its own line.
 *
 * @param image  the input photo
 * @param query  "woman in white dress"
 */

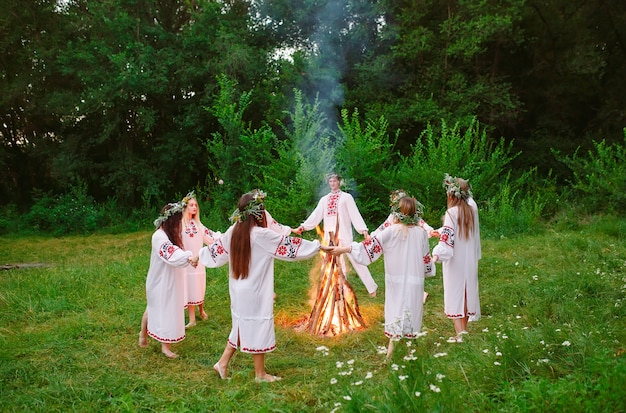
xmin=139 ymin=201 xmax=196 ymax=358
xmin=326 ymin=196 xmax=435 ymax=358
xmin=432 ymin=174 xmax=481 ymax=344
xmin=198 ymin=190 xmax=321 ymax=382
xmin=371 ymin=189 xmax=441 ymax=304
xmin=181 ymin=192 xmax=220 ymax=328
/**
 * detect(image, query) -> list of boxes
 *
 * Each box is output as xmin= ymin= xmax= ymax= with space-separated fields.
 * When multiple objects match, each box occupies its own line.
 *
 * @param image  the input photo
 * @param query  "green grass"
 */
xmin=1 ymin=218 xmax=625 ymax=412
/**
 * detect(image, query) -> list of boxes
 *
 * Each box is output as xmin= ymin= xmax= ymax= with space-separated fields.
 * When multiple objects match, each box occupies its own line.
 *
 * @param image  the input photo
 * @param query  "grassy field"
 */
xmin=1 ymin=216 xmax=625 ymax=412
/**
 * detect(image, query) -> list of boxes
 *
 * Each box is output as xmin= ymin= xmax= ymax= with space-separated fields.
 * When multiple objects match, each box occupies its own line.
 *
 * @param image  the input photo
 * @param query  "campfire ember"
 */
xmin=305 ymin=227 xmax=366 ymax=336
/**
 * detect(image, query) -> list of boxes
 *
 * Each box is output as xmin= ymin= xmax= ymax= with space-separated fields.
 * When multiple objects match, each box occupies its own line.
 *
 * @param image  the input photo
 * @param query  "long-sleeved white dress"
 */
xmin=348 ymin=224 xmax=435 ymax=339
xmin=146 ymin=229 xmax=192 ymax=343
xmin=299 ymin=190 xmax=378 ymax=294
xmin=182 ymin=219 xmax=216 ymax=306
xmin=198 ymin=226 xmax=320 ymax=353
xmin=432 ymin=198 xmax=481 ymax=320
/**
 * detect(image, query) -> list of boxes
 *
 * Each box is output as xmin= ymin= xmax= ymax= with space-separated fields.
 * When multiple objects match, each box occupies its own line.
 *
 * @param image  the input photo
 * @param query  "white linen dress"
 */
xmin=146 ymin=229 xmax=192 ymax=343
xmin=299 ymin=190 xmax=378 ymax=294
xmin=182 ymin=219 xmax=213 ymax=306
xmin=348 ymin=224 xmax=435 ymax=339
xmin=198 ymin=226 xmax=320 ymax=353
xmin=432 ymin=198 xmax=481 ymax=321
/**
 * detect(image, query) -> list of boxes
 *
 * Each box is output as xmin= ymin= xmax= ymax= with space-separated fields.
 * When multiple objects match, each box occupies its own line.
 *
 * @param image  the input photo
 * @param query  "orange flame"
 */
xmin=304 ymin=226 xmax=366 ymax=336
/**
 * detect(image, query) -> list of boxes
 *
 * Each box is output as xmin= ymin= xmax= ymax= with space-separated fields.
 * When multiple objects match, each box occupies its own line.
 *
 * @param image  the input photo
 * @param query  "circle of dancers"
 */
xmin=138 ymin=173 xmax=481 ymax=382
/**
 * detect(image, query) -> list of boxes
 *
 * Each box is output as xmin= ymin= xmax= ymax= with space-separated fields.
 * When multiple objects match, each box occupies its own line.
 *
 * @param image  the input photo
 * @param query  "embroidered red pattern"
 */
xmin=326 ymin=193 xmax=340 ymax=216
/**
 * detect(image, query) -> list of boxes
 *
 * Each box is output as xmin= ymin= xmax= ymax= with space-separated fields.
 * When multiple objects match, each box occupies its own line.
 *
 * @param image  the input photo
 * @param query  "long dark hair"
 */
xmin=160 ymin=204 xmax=184 ymax=248
xmin=231 ymin=192 xmax=267 ymax=280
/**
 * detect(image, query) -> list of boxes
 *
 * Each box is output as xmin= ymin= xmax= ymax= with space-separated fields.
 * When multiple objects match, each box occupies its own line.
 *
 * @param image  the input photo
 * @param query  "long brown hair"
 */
xmin=446 ymin=178 xmax=475 ymax=239
xmin=230 ymin=192 xmax=267 ymax=279
xmin=160 ymin=205 xmax=184 ymax=248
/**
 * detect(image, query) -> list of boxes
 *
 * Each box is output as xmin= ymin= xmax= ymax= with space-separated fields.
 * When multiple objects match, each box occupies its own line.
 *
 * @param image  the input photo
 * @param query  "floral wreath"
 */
xmin=153 ymin=191 xmax=195 ymax=228
xmin=388 ymin=189 xmax=424 ymax=225
xmin=443 ymin=174 xmax=472 ymax=200
xmin=325 ymin=172 xmax=345 ymax=187
xmin=229 ymin=189 xmax=267 ymax=223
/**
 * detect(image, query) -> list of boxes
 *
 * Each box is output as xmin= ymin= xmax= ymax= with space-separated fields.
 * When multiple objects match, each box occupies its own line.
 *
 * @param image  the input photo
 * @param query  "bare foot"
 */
xmin=255 ymin=374 xmax=282 ymax=383
xmin=162 ymin=349 xmax=179 ymax=358
xmin=369 ymin=291 xmax=377 ymax=298
xmin=185 ymin=321 xmax=196 ymax=329
xmin=200 ymin=311 xmax=208 ymax=320
xmin=213 ymin=362 xmax=227 ymax=379
xmin=138 ymin=333 xmax=148 ymax=348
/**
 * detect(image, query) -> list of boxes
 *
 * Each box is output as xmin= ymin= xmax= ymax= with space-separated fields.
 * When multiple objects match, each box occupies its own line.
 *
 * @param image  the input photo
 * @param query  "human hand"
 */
xmin=430 ymin=230 xmax=441 ymax=238
xmin=189 ymin=256 xmax=199 ymax=267
xmin=363 ymin=232 xmax=371 ymax=242
xmin=321 ymin=245 xmax=350 ymax=255
xmin=293 ymin=226 xmax=304 ymax=235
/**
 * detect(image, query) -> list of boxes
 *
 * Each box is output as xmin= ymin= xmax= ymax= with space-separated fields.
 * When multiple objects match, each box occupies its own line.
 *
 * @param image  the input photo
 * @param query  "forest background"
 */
xmin=1 ymin=0 xmax=625 ymax=235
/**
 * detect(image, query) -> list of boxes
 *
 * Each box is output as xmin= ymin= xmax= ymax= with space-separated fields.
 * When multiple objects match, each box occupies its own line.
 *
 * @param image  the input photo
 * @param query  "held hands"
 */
xmin=292 ymin=226 xmax=304 ymax=235
xmin=189 ymin=256 xmax=199 ymax=268
xmin=429 ymin=230 xmax=441 ymax=238
xmin=320 ymin=245 xmax=351 ymax=256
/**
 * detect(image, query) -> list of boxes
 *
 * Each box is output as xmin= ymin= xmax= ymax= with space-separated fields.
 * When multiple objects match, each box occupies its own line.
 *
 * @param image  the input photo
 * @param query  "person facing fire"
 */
xmin=324 ymin=195 xmax=435 ymax=358
xmin=294 ymin=173 xmax=378 ymax=297
xmin=197 ymin=189 xmax=321 ymax=382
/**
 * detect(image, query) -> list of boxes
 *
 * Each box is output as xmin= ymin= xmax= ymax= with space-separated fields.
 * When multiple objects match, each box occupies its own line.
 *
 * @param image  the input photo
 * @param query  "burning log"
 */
xmin=306 ymin=230 xmax=366 ymax=336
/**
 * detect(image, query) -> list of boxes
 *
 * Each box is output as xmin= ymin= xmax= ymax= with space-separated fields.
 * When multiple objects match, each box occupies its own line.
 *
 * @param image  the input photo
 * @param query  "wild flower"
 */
xmin=429 ymin=384 xmax=441 ymax=393
xmin=365 ymin=372 xmax=373 ymax=379
xmin=496 ymin=352 xmax=502 ymax=357
xmin=330 ymin=378 xmax=337 ymax=385
xmin=415 ymin=392 xmax=421 ymax=397
xmin=343 ymin=395 xmax=352 ymax=401
xmin=352 ymin=381 xmax=363 ymax=386
xmin=336 ymin=361 xmax=344 ymax=368
xmin=399 ymin=375 xmax=408 ymax=381
xmin=347 ymin=359 xmax=355 ymax=365
xmin=483 ymin=349 xmax=489 ymax=353
xmin=391 ymin=364 xmax=399 ymax=371
xmin=562 ymin=340 xmax=571 ymax=346
xmin=436 ymin=373 xmax=445 ymax=382
xmin=433 ymin=352 xmax=448 ymax=358
xmin=494 ymin=361 xmax=501 ymax=366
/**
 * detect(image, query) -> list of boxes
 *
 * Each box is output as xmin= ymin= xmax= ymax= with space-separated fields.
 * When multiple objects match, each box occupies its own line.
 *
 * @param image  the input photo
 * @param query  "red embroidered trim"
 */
xmin=446 ymin=311 xmax=476 ymax=319
xmin=226 ymin=339 xmax=276 ymax=353
xmin=147 ymin=329 xmax=185 ymax=343
xmin=384 ymin=331 xmax=419 ymax=339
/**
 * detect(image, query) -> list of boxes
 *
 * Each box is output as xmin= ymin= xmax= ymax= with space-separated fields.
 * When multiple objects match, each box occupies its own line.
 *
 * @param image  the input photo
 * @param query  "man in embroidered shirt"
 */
xmin=295 ymin=173 xmax=378 ymax=296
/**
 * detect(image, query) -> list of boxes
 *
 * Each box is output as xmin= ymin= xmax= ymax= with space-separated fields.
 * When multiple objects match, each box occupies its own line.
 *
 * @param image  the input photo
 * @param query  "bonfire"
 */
xmin=305 ymin=225 xmax=366 ymax=336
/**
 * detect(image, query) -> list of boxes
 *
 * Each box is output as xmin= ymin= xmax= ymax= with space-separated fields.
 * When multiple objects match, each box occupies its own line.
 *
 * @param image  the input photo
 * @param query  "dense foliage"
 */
xmin=1 ymin=0 xmax=625 ymax=233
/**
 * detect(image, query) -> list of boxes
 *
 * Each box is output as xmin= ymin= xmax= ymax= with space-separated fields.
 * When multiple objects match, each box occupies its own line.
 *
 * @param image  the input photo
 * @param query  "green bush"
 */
xmin=0 ymin=203 xmax=19 ymax=234
xmin=395 ymin=119 xmax=551 ymax=237
xmin=22 ymin=184 xmax=104 ymax=236
xmin=554 ymin=130 xmax=626 ymax=215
